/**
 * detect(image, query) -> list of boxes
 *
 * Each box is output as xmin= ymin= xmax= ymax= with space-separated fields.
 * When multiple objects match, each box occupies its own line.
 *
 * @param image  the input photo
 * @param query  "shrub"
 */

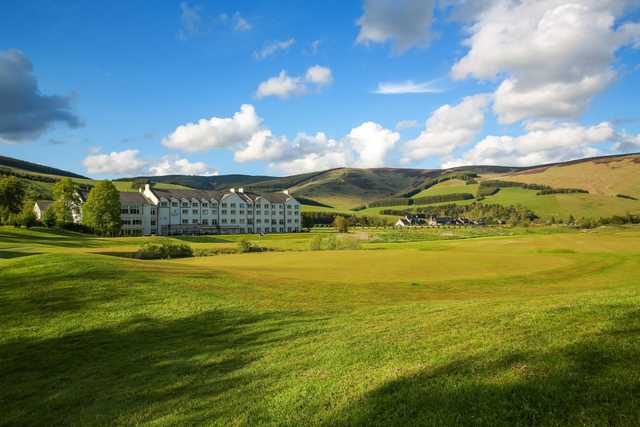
xmin=413 ymin=193 xmax=474 ymax=205
xmin=309 ymin=235 xmax=323 ymax=251
xmin=237 ymin=239 xmax=254 ymax=253
xmin=135 ymin=241 xmax=193 ymax=259
xmin=536 ymin=188 xmax=588 ymax=195
xmin=477 ymin=186 xmax=500 ymax=197
xmin=334 ymin=215 xmax=349 ymax=233
xmin=616 ymin=194 xmax=638 ymax=201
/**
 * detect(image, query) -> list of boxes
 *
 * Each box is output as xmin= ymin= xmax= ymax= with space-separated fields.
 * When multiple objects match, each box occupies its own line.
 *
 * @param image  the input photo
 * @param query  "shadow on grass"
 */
xmin=0 ymin=308 xmax=320 ymax=425
xmin=330 ymin=309 xmax=640 ymax=426
xmin=0 ymin=227 xmax=102 ymax=248
xmin=0 ymin=250 xmax=42 ymax=259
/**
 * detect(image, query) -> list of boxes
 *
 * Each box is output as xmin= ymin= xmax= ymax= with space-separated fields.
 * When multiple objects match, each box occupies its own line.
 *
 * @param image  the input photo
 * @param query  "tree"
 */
xmin=42 ymin=207 xmax=57 ymax=227
xmin=82 ymin=181 xmax=121 ymax=236
xmin=0 ymin=176 xmax=25 ymax=222
xmin=52 ymin=178 xmax=80 ymax=225
xmin=333 ymin=215 xmax=348 ymax=233
xmin=18 ymin=201 xmax=37 ymax=228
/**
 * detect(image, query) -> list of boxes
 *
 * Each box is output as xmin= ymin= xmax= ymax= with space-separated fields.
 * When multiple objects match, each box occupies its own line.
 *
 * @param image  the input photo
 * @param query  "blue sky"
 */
xmin=1 ymin=0 xmax=639 ymax=178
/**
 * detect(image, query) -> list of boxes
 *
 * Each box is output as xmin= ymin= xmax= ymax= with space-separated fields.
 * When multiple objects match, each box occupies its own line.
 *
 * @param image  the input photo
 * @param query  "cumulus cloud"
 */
xmin=82 ymin=149 xmax=147 ymax=175
xmin=162 ymin=104 xmax=262 ymax=152
xmin=613 ymin=131 xmax=640 ymax=152
xmin=402 ymin=94 xmax=490 ymax=163
xmin=451 ymin=0 xmax=640 ymax=124
xmin=443 ymin=122 xmax=615 ymax=168
xmin=255 ymin=71 xmax=306 ymax=99
xmin=149 ymin=156 xmax=218 ymax=176
xmin=255 ymin=66 xmax=333 ymax=99
xmin=305 ymin=65 xmax=333 ymax=86
xmin=162 ymin=103 xmax=401 ymax=173
xmin=372 ymin=79 xmax=443 ymax=94
xmin=0 ymin=49 xmax=81 ymax=144
xmin=254 ymin=38 xmax=295 ymax=60
xmin=356 ymin=0 xmax=437 ymax=53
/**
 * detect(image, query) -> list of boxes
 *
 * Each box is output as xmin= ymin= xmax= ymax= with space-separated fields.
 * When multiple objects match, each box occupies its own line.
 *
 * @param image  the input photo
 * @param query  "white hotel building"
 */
xmin=35 ymin=184 xmax=302 ymax=236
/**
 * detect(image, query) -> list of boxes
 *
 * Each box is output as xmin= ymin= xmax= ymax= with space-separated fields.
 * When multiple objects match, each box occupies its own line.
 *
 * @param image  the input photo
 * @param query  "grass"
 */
xmin=1 ymin=225 xmax=640 ymax=425
xmin=412 ymin=179 xmax=479 ymax=198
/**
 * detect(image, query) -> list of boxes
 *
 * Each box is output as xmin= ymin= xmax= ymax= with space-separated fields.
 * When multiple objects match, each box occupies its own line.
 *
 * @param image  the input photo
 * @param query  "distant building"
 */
xmin=33 ymin=185 xmax=302 ymax=236
xmin=395 ymin=215 xmax=426 ymax=227
xmin=33 ymin=200 xmax=53 ymax=220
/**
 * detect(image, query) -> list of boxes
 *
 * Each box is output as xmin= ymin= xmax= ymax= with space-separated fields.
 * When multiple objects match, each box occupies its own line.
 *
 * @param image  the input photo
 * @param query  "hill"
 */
xmin=0 ymin=155 xmax=89 ymax=179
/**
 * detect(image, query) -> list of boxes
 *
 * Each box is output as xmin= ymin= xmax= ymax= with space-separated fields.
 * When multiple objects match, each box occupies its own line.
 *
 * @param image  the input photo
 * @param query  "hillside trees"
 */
xmin=333 ymin=215 xmax=349 ymax=233
xmin=82 ymin=181 xmax=121 ymax=236
xmin=0 ymin=176 xmax=25 ymax=223
xmin=42 ymin=207 xmax=57 ymax=227
xmin=52 ymin=178 xmax=80 ymax=225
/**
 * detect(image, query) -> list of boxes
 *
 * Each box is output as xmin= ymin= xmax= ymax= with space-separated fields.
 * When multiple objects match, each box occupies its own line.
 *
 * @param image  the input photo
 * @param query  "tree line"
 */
xmin=0 ymin=176 xmax=122 ymax=235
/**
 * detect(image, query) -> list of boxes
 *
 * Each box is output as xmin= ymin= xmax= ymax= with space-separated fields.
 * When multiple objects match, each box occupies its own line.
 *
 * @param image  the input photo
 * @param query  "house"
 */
xmin=33 ymin=200 xmax=53 ymax=220
xmin=395 ymin=215 xmax=426 ymax=227
xmin=426 ymin=216 xmax=453 ymax=226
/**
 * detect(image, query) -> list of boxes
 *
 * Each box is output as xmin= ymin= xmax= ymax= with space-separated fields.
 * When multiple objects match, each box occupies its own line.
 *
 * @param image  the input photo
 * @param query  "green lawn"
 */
xmin=1 ymin=226 xmax=640 ymax=425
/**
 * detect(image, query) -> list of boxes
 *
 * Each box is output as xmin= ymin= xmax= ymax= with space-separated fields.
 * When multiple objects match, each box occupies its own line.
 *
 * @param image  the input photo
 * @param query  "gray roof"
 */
xmin=150 ymin=188 xmax=294 ymax=204
xmin=35 ymin=200 xmax=53 ymax=210
xmin=119 ymin=192 xmax=153 ymax=205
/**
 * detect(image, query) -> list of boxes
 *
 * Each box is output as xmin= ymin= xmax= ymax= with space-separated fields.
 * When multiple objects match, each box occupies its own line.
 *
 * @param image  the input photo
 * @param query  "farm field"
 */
xmin=1 ymin=225 xmax=640 ymax=425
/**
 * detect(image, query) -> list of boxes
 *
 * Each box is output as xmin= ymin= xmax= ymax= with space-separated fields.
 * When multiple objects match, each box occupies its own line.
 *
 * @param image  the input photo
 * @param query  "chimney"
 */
xmin=230 ymin=188 xmax=235 ymax=193
xmin=238 ymin=187 xmax=244 ymax=193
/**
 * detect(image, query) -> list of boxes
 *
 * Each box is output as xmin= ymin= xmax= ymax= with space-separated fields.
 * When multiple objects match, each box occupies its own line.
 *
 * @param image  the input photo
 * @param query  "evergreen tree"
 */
xmin=82 ymin=181 xmax=121 ymax=235
xmin=52 ymin=178 xmax=80 ymax=225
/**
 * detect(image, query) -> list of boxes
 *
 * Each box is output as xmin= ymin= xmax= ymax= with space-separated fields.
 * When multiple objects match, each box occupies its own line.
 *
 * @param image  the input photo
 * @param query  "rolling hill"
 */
xmin=2 ymin=152 xmax=640 ymax=220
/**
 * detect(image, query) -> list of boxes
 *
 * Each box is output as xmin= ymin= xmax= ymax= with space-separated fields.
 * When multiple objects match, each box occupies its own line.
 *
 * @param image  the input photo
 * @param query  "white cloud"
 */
xmin=255 ymin=66 xmax=333 ymax=99
xmin=307 ymin=40 xmax=322 ymax=55
xmin=255 ymin=71 xmax=305 ymax=99
xmin=356 ymin=0 xmax=437 ymax=53
xmin=161 ymin=104 xmax=262 ymax=152
xmin=372 ymin=79 xmax=443 ymax=94
xmin=305 ymin=65 xmax=333 ymax=86
xmin=443 ymin=122 xmax=615 ymax=168
xmin=178 ymin=2 xmax=203 ymax=40
xmin=402 ymin=94 xmax=490 ymax=163
xmin=82 ymin=149 xmax=147 ymax=175
xmin=395 ymin=120 xmax=418 ymax=130
xmin=149 ymin=156 xmax=218 ymax=176
xmin=233 ymin=12 xmax=251 ymax=32
xmin=254 ymin=38 xmax=295 ymax=60
xmin=451 ymin=1 xmax=640 ymax=124
xmin=613 ymin=131 xmax=640 ymax=152
xmin=161 ymin=104 xmax=398 ymax=174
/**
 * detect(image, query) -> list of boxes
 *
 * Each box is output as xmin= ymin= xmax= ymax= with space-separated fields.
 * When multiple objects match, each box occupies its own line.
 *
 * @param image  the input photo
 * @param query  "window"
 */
xmin=240 ymin=203 xmax=246 ymax=208
xmin=221 ymin=210 xmax=227 ymax=215
xmin=192 ymin=209 xmax=198 ymax=214
xmin=192 ymin=202 xmax=199 ymax=207
xmin=160 ymin=202 xmax=168 ymax=207
xmin=130 ymin=207 xmax=140 ymax=214
xmin=192 ymin=219 xmax=198 ymax=224
xmin=182 ymin=219 xmax=188 ymax=224
xmin=132 ymin=219 xmax=142 ymax=225
xmin=212 ymin=219 xmax=217 ymax=225
xmin=256 ymin=210 xmax=261 ymax=215
xmin=256 ymin=218 xmax=261 ymax=223
xmin=221 ymin=219 xmax=227 ymax=224
xmin=230 ymin=203 xmax=236 ymax=208
xmin=150 ymin=209 xmax=156 ymax=215
xmin=294 ymin=205 xmax=299 ymax=210
xmin=151 ymin=220 xmax=156 ymax=226
xmin=239 ymin=210 xmax=245 ymax=215
xmin=230 ymin=210 xmax=236 ymax=215
xmin=171 ymin=202 xmax=178 ymax=207
xmin=222 ymin=203 xmax=228 ymax=208
xmin=182 ymin=202 xmax=189 ymax=207
xmin=287 ymin=205 xmax=292 ymax=209
xmin=271 ymin=219 xmax=277 ymax=225
xmin=202 ymin=203 xmax=208 ymax=208
xmin=202 ymin=209 xmax=208 ymax=215
xmin=287 ymin=219 xmax=291 ymax=223
xmin=182 ymin=209 xmax=188 ymax=215
xmin=202 ymin=219 xmax=209 ymax=225
xmin=121 ymin=208 xmax=129 ymax=214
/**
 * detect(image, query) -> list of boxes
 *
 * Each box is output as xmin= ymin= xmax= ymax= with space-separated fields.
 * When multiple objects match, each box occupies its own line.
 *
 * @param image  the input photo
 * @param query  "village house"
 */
xmin=33 ymin=200 xmax=53 ymax=221
xmin=33 ymin=184 xmax=302 ymax=236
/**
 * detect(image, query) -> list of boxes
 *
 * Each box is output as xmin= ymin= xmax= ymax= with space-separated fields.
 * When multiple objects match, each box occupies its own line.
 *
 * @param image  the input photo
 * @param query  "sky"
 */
xmin=1 ymin=0 xmax=640 ymax=178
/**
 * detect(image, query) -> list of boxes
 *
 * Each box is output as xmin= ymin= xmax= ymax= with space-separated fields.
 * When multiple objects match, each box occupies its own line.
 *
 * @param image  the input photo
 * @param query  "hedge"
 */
xmin=413 ymin=193 xmax=474 ymax=206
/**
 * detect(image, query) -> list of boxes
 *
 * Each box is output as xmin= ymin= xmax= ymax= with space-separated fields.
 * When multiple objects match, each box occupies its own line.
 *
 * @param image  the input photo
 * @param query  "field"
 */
xmin=1 ymin=225 xmax=640 ymax=425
